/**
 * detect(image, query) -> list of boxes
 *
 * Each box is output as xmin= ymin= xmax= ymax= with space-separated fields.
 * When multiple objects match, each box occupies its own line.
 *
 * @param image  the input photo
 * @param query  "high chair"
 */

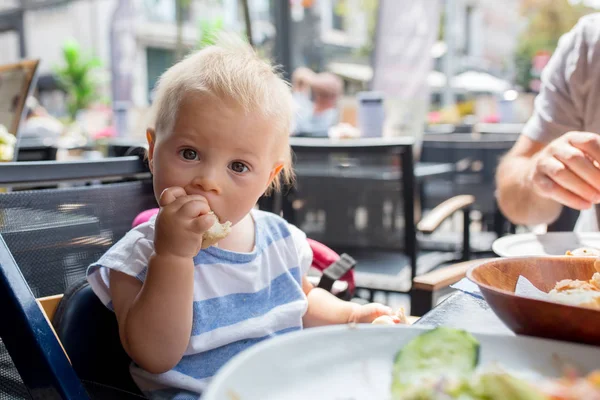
xmin=0 ymin=153 xmax=362 ymax=398
xmin=35 ymin=239 xmax=358 ymax=398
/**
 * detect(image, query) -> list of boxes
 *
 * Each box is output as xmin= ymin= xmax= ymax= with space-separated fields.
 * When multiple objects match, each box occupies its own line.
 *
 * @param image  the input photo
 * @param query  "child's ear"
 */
xmin=146 ymin=129 xmax=156 ymax=173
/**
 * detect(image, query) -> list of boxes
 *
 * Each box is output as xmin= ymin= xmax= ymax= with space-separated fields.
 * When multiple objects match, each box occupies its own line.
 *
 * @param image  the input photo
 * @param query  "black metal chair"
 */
xmin=269 ymin=138 xmax=475 ymax=314
xmin=420 ymin=133 xmax=518 ymax=241
xmin=0 ymin=155 xmax=154 ymax=399
xmin=0 ymin=234 xmax=89 ymax=400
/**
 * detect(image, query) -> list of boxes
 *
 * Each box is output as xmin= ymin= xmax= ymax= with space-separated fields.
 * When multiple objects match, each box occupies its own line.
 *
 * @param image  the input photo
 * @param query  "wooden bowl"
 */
xmin=467 ymin=257 xmax=600 ymax=345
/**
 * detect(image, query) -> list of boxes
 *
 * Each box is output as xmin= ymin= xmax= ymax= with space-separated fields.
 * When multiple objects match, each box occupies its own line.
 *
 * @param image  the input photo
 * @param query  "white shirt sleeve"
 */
xmin=522 ymin=18 xmax=590 ymax=143
xmin=86 ymin=217 xmax=156 ymax=308
xmin=287 ymin=223 xmax=313 ymax=276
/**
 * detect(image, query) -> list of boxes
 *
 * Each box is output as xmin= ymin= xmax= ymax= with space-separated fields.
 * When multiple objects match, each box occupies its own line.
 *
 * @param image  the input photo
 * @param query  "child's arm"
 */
xmin=301 ymin=277 xmax=393 ymax=327
xmin=110 ymin=255 xmax=195 ymax=374
xmin=110 ymin=187 xmax=215 ymax=374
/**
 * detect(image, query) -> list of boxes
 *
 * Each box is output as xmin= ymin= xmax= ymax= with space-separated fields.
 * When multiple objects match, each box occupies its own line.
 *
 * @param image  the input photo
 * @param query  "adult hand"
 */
xmin=529 ymin=131 xmax=600 ymax=210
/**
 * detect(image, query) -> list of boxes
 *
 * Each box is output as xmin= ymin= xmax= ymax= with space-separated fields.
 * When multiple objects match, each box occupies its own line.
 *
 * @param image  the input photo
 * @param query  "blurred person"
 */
xmin=496 ymin=14 xmax=600 ymax=231
xmin=291 ymin=66 xmax=315 ymax=94
xmin=295 ymin=72 xmax=343 ymax=136
xmin=19 ymin=96 xmax=64 ymax=140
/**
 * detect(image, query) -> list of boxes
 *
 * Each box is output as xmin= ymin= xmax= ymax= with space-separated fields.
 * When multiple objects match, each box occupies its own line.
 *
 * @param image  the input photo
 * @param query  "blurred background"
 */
xmin=1 ymin=0 xmax=599 ymax=149
xmin=1 ymin=0 xmax=600 ymax=340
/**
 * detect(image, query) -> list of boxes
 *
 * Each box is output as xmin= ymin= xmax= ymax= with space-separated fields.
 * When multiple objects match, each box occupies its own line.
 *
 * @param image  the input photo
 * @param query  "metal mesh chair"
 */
xmin=1 ymin=181 xmax=157 ymax=298
xmin=0 ymin=156 xmax=154 ymax=399
xmin=420 ymin=133 xmax=517 ymax=232
xmin=268 ymin=138 xmax=475 ymax=313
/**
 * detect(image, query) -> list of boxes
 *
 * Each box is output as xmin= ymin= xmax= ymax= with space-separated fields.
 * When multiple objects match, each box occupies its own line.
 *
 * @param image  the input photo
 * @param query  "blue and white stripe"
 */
xmin=87 ymin=209 xmax=312 ymax=399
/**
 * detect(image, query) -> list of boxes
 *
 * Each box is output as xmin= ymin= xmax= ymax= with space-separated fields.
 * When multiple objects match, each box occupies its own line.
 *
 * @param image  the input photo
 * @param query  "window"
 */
xmin=146 ymin=47 xmax=174 ymax=103
xmin=332 ymin=0 xmax=344 ymax=31
xmin=143 ymin=0 xmax=191 ymax=23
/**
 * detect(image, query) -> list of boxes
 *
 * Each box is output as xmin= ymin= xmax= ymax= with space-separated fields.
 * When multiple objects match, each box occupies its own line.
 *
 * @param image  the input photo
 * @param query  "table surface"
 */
xmin=415 ymin=291 xmax=513 ymax=335
xmin=294 ymin=162 xmax=454 ymax=181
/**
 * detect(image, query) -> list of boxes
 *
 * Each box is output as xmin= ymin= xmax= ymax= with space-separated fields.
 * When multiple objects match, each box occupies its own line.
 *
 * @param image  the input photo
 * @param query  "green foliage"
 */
xmin=197 ymin=16 xmax=225 ymax=49
xmin=333 ymin=0 xmax=379 ymax=58
xmin=54 ymin=39 xmax=102 ymax=121
xmin=514 ymin=0 xmax=593 ymax=91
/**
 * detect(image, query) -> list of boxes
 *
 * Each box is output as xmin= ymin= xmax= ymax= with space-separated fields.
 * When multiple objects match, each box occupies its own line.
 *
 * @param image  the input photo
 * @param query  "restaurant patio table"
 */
xmin=414 ymin=291 xmax=513 ymax=335
xmin=292 ymin=161 xmax=454 ymax=181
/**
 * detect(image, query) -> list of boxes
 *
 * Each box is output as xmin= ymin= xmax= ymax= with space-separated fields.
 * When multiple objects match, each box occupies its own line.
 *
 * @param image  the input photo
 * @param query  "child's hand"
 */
xmin=347 ymin=303 xmax=395 ymax=324
xmin=154 ymin=186 xmax=217 ymax=258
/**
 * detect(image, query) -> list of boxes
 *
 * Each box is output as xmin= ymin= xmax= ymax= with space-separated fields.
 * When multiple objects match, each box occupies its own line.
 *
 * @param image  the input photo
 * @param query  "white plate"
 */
xmin=203 ymin=325 xmax=600 ymax=400
xmin=492 ymin=232 xmax=600 ymax=257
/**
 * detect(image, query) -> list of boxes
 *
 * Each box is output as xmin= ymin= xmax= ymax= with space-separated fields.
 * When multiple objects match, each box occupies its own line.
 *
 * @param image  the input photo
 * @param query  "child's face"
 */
xmin=148 ymin=94 xmax=284 ymax=226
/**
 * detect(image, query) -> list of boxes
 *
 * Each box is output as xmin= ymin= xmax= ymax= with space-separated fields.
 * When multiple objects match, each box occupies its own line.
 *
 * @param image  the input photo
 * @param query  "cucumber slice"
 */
xmin=392 ymin=327 xmax=480 ymax=395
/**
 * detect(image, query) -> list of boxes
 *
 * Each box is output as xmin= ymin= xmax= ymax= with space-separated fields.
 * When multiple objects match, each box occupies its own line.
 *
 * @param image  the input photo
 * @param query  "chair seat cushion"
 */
xmin=52 ymin=279 xmax=143 ymax=397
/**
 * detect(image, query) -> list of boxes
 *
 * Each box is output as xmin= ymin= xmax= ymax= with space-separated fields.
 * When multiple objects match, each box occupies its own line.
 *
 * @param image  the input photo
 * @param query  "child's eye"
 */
xmin=229 ymin=161 xmax=249 ymax=173
xmin=179 ymin=148 xmax=199 ymax=161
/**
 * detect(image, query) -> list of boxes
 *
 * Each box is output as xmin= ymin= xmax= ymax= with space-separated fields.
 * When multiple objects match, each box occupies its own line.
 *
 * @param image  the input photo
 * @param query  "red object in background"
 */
xmin=532 ymin=50 xmax=551 ymax=77
xmin=92 ymin=126 xmax=116 ymax=140
xmin=428 ymin=111 xmax=442 ymax=124
xmin=482 ymin=114 xmax=500 ymax=123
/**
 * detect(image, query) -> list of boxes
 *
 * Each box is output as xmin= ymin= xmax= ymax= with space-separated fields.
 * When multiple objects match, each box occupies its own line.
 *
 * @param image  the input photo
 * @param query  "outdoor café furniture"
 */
xmin=0 ymin=60 xmax=39 ymax=150
xmin=420 ymin=132 xmax=517 ymax=238
xmin=275 ymin=137 xmax=476 ymax=313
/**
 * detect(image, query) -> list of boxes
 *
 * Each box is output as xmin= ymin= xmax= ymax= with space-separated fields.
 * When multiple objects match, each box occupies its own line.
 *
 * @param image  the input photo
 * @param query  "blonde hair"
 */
xmin=149 ymin=33 xmax=294 ymax=193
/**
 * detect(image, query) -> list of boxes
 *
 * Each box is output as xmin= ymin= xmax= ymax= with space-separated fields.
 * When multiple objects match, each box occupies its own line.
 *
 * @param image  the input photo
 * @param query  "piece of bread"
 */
xmin=372 ymin=315 xmax=396 ymax=325
xmin=201 ymin=211 xmax=232 ymax=249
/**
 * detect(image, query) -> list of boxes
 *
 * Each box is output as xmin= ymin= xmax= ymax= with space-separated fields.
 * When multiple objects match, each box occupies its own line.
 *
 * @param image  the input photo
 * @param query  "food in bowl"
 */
xmin=543 ymin=252 xmax=600 ymax=310
xmin=565 ymin=247 xmax=600 ymax=256
xmin=391 ymin=327 xmax=600 ymax=399
xmin=548 ymin=273 xmax=600 ymax=310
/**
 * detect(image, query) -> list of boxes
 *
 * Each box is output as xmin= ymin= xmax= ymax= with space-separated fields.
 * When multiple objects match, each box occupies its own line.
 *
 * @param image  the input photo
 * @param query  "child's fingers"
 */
xmin=190 ymin=213 xmax=217 ymax=233
xmin=178 ymin=198 xmax=211 ymax=218
xmin=163 ymin=194 xmax=209 ymax=213
xmin=355 ymin=304 xmax=393 ymax=324
xmin=372 ymin=304 xmax=393 ymax=317
xmin=159 ymin=187 xmax=187 ymax=207
xmin=365 ymin=304 xmax=393 ymax=323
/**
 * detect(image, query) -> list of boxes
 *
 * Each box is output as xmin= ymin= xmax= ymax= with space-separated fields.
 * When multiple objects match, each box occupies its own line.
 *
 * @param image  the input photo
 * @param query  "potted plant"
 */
xmin=54 ymin=39 xmax=102 ymax=148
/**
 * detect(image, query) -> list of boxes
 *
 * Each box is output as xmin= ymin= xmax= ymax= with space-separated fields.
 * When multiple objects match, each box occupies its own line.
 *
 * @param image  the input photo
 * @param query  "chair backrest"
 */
xmin=420 ymin=134 xmax=516 ymax=215
xmin=0 ymin=234 xmax=89 ymax=399
xmin=0 ymin=180 xmax=156 ymax=298
xmin=282 ymin=137 xmax=416 ymax=255
xmin=0 ymin=155 xmax=154 ymax=398
xmin=0 ymin=59 xmax=40 ymax=159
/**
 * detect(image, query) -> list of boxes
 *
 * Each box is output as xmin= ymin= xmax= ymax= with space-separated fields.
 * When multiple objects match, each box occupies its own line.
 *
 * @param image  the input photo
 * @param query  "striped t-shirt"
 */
xmin=87 ymin=209 xmax=313 ymax=399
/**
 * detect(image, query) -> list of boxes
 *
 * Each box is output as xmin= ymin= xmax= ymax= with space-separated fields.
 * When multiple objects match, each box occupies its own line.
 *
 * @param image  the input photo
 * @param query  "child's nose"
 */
xmin=189 ymin=173 xmax=221 ymax=195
